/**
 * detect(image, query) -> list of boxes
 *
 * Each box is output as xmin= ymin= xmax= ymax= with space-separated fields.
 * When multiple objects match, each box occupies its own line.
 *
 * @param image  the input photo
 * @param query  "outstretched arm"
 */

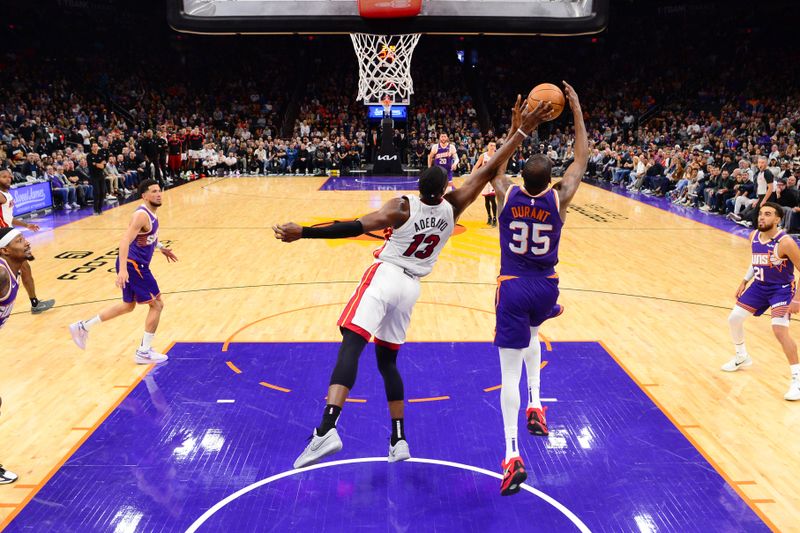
xmin=555 ymin=81 xmax=588 ymax=219
xmin=273 ymin=197 xmax=409 ymax=243
xmin=491 ymin=98 xmax=526 ymax=203
xmin=493 ymin=97 xmax=542 ymax=203
xmin=12 ymin=217 xmax=39 ymax=232
xmin=445 ymin=97 xmax=552 ymax=220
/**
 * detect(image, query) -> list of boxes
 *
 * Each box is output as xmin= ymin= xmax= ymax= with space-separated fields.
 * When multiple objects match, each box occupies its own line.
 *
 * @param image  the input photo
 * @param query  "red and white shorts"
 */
xmin=337 ymin=261 xmax=421 ymax=348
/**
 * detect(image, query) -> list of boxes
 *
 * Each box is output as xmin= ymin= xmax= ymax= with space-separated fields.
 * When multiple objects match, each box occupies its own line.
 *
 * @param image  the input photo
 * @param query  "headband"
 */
xmin=0 ymin=229 xmax=21 ymax=248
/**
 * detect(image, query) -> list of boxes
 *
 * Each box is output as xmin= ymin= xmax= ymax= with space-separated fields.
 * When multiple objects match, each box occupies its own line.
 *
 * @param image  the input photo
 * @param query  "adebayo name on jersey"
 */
xmin=414 ymin=217 xmax=449 ymax=233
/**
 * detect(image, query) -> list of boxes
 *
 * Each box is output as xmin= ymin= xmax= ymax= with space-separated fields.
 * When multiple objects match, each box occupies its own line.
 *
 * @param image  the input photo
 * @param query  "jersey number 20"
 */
xmin=403 ymin=234 xmax=441 ymax=259
xmin=508 ymin=222 xmax=551 ymax=255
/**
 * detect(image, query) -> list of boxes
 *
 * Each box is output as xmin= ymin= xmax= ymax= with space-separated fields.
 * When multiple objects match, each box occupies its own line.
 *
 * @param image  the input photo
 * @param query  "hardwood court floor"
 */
xmin=1 ymin=176 xmax=797 ymax=530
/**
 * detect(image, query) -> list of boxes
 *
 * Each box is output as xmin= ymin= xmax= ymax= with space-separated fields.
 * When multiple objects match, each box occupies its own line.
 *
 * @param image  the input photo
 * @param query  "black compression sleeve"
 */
xmin=302 ymin=220 xmax=364 ymax=239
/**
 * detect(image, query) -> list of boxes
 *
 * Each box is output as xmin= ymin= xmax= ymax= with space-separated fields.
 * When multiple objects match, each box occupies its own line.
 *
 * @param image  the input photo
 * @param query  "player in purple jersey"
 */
xmin=0 ymin=226 xmax=38 ymax=485
xmin=722 ymin=202 xmax=800 ymax=400
xmin=69 ymin=180 xmax=178 ymax=364
xmin=428 ymin=133 xmax=458 ymax=188
xmin=488 ymin=82 xmax=587 ymax=495
xmin=0 ymin=228 xmax=30 ymax=331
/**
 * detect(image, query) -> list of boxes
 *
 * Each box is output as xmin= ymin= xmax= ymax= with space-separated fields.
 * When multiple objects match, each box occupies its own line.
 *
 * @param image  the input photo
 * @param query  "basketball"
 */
xmin=527 ymin=83 xmax=565 ymax=120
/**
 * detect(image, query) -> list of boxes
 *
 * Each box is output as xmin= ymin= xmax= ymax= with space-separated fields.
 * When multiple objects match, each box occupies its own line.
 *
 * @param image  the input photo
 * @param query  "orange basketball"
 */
xmin=527 ymin=83 xmax=565 ymax=120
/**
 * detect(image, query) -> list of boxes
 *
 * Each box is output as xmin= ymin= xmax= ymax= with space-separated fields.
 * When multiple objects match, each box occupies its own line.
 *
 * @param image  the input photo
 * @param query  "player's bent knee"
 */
xmin=729 ymin=306 xmax=749 ymax=324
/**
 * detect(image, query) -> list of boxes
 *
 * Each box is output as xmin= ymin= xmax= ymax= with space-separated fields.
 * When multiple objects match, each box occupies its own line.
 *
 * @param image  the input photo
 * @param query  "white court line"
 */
xmin=216 ymin=400 xmax=235 ymax=404
xmin=185 ymin=456 xmax=591 ymax=533
xmin=541 ymin=398 xmax=558 ymax=402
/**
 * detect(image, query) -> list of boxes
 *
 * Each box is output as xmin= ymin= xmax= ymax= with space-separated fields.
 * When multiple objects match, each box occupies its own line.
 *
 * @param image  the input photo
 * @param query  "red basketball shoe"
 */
xmin=500 ymin=456 xmax=527 ymax=496
xmin=526 ymin=406 xmax=549 ymax=436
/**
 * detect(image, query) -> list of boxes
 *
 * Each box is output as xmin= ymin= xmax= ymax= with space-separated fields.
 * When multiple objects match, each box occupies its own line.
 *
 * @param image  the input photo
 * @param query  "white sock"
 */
xmin=791 ymin=364 xmax=800 ymax=378
xmin=522 ymin=327 xmax=542 ymax=409
xmin=140 ymin=332 xmax=155 ymax=351
xmin=82 ymin=315 xmax=101 ymax=330
xmin=499 ymin=347 xmax=524 ymax=461
xmin=504 ymin=427 xmax=518 ymax=463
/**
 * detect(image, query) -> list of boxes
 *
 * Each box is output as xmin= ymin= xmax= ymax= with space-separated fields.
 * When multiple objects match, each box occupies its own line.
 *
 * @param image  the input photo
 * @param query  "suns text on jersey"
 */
xmin=752 ymin=253 xmax=783 ymax=266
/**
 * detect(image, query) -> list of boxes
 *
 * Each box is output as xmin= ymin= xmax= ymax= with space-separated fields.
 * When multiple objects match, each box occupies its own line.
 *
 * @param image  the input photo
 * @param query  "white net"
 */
xmin=350 ymin=33 xmax=421 ymax=106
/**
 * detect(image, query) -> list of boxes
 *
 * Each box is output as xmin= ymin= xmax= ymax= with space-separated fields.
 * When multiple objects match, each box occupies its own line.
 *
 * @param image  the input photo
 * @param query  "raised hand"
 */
xmin=520 ymin=101 xmax=554 ymax=134
xmin=562 ymin=80 xmax=581 ymax=112
xmin=510 ymin=94 xmax=523 ymax=133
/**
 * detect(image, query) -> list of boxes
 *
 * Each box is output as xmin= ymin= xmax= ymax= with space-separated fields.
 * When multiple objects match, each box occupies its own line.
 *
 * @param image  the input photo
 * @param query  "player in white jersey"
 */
xmin=274 ymin=97 xmax=553 ymax=468
xmin=474 ymin=141 xmax=498 ymax=226
xmin=0 ymin=169 xmax=55 ymax=314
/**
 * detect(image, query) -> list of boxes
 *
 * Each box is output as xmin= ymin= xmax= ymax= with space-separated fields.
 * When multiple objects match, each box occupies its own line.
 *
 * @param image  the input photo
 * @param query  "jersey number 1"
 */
xmin=403 ymin=234 xmax=441 ymax=259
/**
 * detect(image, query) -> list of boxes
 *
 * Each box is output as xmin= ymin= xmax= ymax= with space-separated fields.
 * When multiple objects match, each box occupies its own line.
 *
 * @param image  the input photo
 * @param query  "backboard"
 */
xmin=167 ymin=0 xmax=608 ymax=36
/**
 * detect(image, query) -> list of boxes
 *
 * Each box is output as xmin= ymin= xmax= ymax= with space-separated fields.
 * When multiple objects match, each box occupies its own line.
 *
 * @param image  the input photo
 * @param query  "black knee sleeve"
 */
xmin=376 ymin=344 xmax=404 ymax=402
xmin=329 ymin=329 xmax=368 ymax=390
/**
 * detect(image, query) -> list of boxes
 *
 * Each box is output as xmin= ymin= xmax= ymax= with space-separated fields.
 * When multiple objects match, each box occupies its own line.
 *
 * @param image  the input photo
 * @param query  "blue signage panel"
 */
xmin=10 ymin=182 xmax=53 ymax=215
xmin=367 ymin=105 xmax=408 ymax=120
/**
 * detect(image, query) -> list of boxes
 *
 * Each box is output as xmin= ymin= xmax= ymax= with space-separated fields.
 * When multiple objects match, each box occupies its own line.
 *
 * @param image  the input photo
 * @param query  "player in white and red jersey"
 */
xmin=274 ymin=97 xmax=553 ymax=469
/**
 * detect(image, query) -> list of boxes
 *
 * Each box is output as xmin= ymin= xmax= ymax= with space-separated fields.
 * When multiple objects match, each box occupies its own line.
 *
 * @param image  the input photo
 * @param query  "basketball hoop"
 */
xmin=350 ymin=33 xmax=421 ymax=106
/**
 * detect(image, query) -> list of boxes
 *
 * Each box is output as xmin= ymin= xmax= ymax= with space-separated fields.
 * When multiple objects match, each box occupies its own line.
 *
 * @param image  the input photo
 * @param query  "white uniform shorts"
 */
xmin=337 ymin=261 xmax=421 ymax=348
xmin=188 ymin=149 xmax=202 ymax=159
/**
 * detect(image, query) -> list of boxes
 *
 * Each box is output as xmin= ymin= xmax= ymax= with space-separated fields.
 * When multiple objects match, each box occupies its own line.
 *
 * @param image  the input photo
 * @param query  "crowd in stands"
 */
xmin=2 ymin=5 xmax=799 ymax=232
xmin=0 ymin=35 xmax=292 ymax=209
